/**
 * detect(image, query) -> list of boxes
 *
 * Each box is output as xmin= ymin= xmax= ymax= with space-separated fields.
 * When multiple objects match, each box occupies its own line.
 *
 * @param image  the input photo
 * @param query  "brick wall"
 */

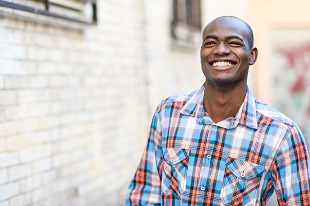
xmin=0 ymin=1 xmax=149 ymax=205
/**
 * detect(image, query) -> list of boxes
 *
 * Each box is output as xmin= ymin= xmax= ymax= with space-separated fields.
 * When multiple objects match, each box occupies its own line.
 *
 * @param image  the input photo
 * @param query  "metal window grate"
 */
xmin=0 ymin=0 xmax=97 ymax=25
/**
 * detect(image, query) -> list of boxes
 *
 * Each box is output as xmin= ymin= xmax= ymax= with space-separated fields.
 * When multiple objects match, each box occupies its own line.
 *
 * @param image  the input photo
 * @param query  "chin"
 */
xmin=206 ymin=77 xmax=246 ymax=89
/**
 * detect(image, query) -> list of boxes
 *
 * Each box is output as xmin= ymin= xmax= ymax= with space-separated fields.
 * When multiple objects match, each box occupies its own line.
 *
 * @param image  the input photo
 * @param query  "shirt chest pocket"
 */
xmin=220 ymin=157 xmax=265 ymax=206
xmin=162 ymin=147 xmax=190 ymax=196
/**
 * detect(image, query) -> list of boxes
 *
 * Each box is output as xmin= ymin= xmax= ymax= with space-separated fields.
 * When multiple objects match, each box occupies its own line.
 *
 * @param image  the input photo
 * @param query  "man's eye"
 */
xmin=230 ymin=42 xmax=243 ymax=46
xmin=204 ymin=42 xmax=216 ymax=46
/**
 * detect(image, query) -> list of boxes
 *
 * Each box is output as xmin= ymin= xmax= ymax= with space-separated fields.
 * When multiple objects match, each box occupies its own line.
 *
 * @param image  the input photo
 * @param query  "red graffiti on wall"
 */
xmin=278 ymin=44 xmax=310 ymax=116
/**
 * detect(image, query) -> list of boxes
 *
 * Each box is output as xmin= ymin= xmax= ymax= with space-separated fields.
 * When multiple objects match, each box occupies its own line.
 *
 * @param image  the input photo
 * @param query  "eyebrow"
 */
xmin=203 ymin=34 xmax=245 ymax=43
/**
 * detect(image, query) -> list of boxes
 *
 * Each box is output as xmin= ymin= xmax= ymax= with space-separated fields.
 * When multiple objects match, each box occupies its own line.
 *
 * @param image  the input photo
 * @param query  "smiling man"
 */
xmin=126 ymin=16 xmax=310 ymax=205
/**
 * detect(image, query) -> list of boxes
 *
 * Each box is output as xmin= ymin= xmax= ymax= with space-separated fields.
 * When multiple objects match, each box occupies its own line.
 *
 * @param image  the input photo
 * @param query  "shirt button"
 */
xmin=200 ymin=186 xmax=205 ymax=191
xmin=241 ymin=173 xmax=245 ymax=177
xmin=206 ymin=154 xmax=212 ymax=159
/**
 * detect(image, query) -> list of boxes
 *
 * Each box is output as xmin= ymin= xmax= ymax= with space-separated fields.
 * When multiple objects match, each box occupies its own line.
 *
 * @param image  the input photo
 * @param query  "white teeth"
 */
xmin=213 ymin=61 xmax=233 ymax=67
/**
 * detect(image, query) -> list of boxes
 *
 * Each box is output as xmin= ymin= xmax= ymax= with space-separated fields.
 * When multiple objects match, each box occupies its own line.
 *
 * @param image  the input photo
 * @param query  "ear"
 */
xmin=249 ymin=47 xmax=258 ymax=65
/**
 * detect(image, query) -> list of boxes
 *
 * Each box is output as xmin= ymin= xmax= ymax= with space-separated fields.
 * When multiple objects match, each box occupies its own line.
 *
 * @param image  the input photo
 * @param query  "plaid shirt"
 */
xmin=126 ymin=85 xmax=310 ymax=206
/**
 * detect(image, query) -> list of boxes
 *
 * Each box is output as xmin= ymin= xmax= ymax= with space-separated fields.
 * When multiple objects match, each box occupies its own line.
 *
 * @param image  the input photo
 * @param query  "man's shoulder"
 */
xmin=255 ymin=98 xmax=297 ymax=127
xmin=157 ymin=89 xmax=198 ymax=110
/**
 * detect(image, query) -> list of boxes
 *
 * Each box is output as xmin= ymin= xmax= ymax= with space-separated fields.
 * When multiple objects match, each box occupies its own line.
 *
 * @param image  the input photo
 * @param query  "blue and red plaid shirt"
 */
xmin=126 ymin=85 xmax=310 ymax=205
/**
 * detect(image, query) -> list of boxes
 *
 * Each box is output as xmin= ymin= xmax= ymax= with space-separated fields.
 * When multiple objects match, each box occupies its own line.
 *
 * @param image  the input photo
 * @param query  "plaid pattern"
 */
xmin=126 ymin=85 xmax=310 ymax=206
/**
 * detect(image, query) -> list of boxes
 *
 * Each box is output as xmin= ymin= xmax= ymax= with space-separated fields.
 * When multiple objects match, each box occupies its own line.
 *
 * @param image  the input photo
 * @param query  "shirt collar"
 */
xmin=180 ymin=85 xmax=258 ymax=129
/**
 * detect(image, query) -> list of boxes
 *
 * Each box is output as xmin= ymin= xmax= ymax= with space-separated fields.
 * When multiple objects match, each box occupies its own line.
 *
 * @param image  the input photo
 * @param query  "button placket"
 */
xmin=199 ymin=125 xmax=217 ymax=195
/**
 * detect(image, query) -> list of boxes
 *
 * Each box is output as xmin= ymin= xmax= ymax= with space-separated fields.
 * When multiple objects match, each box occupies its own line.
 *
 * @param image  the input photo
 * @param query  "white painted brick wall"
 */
xmin=9 ymin=193 xmax=32 ymax=206
xmin=0 ymin=91 xmax=16 ymax=105
xmin=0 ymin=152 xmax=19 ymax=168
xmin=0 ymin=201 xmax=8 ymax=206
xmin=20 ymin=174 xmax=42 ymax=193
xmin=0 ymin=138 xmax=5 ymax=152
xmin=0 ymin=182 xmax=20 ymax=202
xmin=0 ymin=168 xmax=8 ymax=185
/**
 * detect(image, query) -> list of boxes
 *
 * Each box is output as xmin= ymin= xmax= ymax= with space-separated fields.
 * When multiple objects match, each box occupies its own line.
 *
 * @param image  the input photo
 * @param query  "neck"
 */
xmin=203 ymin=83 xmax=247 ymax=123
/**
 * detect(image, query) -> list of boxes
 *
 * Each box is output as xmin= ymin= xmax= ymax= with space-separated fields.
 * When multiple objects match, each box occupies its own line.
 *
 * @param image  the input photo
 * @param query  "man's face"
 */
xmin=200 ymin=17 xmax=257 ymax=88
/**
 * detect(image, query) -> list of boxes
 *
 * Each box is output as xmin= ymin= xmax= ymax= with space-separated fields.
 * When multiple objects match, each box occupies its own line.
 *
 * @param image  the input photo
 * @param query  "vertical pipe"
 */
xmin=44 ymin=0 xmax=49 ymax=11
xmin=92 ymin=1 xmax=97 ymax=23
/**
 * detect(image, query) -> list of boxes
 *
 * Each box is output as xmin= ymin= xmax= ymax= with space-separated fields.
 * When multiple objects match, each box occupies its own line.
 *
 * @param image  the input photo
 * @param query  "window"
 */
xmin=0 ymin=0 xmax=97 ymax=25
xmin=171 ymin=0 xmax=201 ymax=45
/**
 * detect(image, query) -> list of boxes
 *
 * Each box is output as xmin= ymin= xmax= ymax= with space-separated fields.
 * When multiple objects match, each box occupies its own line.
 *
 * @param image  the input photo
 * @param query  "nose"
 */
xmin=213 ymin=42 xmax=230 ymax=55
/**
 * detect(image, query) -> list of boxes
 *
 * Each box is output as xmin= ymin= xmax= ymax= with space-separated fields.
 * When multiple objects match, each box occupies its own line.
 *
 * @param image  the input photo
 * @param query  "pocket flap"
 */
xmin=164 ymin=147 xmax=189 ymax=165
xmin=226 ymin=157 xmax=264 ymax=180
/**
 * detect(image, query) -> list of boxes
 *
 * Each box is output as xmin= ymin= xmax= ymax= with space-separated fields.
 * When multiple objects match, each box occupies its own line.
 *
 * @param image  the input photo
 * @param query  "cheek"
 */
xmin=200 ymin=48 xmax=211 ymax=58
xmin=200 ymin=51 xmax=205 ymax=61
xmin=200 ymin=54 xmax=210 ymax=66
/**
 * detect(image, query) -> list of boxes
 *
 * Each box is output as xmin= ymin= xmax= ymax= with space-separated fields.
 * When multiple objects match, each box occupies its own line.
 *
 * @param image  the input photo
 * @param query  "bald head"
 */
xmin=203 ymin=16 xmax=254 ymax=48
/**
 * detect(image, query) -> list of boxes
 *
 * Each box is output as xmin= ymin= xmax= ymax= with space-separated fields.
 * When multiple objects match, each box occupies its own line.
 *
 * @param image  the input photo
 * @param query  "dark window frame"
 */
xmin=0 ymin=0 xmax=97 ymax=25
xmin=171 ymin=0 xmax=201 ymax=43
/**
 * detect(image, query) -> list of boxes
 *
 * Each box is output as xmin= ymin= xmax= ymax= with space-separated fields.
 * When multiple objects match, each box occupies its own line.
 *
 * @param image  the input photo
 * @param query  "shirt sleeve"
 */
xmin=126 ymin=109 xmax=163 ymax=206
xmin=272 ymin=125 xmax=310 ymax=205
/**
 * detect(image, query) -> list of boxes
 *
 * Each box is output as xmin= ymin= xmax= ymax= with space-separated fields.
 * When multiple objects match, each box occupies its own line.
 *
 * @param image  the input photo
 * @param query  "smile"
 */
xmin=209 ymin=61 xmax=237 ymax=67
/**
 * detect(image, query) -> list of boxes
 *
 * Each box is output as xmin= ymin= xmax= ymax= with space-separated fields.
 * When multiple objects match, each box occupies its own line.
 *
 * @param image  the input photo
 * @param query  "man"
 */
xmin=126 ymin=16 xmax=310 ymax=205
